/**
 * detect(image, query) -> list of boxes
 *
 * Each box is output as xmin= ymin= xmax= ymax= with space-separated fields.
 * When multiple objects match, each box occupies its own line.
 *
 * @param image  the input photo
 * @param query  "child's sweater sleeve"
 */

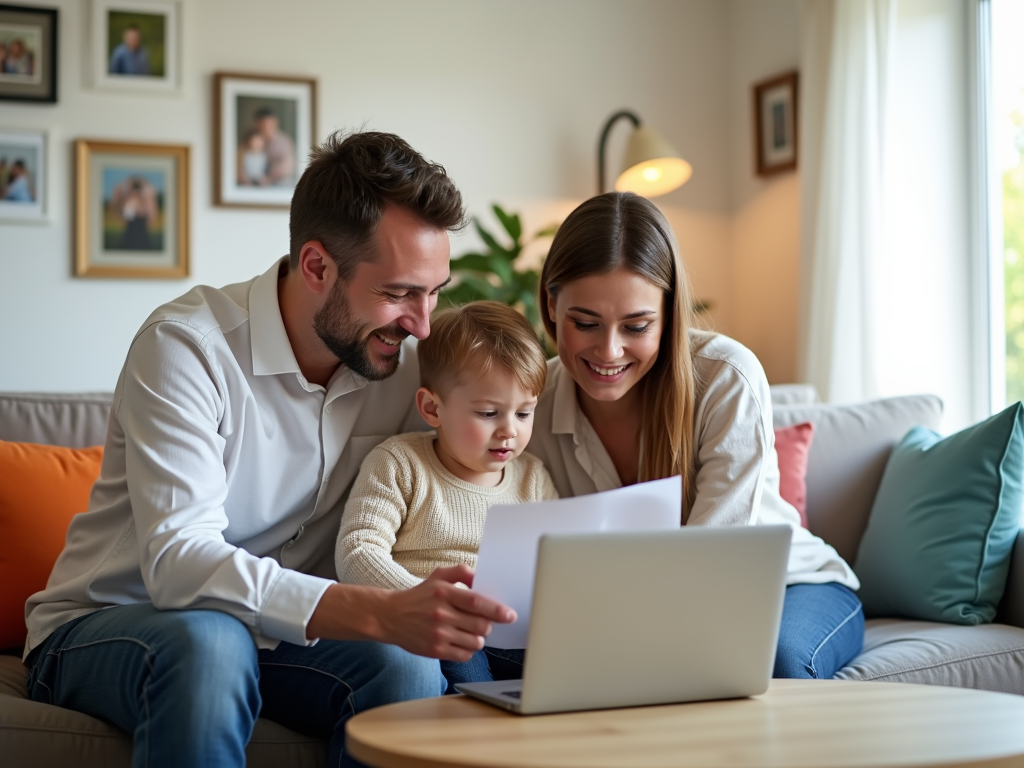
xmin=335 ymin=444 xmax=422 ymax=591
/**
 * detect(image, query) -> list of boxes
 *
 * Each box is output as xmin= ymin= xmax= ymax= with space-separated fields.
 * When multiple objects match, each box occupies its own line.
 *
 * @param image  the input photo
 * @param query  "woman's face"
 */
xmin=547 ymin=267 xmax=666 ymax=405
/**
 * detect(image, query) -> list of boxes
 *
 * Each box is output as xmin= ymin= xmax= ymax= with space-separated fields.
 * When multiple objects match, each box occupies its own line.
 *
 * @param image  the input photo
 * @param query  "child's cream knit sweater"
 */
xmin=336 ymin=431 xmax=558 ymax=590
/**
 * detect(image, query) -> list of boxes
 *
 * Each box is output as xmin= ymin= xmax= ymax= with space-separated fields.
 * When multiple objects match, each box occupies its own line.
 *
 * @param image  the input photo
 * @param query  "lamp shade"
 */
xmin=614 ymin=125 xmax=692 ymax=198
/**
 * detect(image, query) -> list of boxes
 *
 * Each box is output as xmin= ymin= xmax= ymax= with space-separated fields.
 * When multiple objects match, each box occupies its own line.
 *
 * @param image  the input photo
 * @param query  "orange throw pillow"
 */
xmin=774 ymin=422 xmax=815 ymax=528
xmin=0 ymin=440 xmax=102 ymax=649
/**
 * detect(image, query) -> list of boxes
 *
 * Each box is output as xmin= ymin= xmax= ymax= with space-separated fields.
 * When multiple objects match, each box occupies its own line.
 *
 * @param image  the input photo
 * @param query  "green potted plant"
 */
xmin=443 ymin=204 xmax=556 ymax=349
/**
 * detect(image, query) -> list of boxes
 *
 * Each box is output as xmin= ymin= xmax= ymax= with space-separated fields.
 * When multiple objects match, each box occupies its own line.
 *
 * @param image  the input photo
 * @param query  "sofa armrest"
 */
xmin=998 ymin=529 xmax=1024 ymax=629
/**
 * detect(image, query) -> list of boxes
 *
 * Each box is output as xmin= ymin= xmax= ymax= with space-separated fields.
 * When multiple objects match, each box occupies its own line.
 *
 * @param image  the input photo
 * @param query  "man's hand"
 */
xmin=306 ymin=564 xmax=515 ymax=661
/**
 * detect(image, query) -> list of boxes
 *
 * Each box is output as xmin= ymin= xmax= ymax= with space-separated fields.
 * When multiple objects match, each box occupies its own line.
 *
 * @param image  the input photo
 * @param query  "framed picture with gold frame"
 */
xmin=75 ymin=138 xmax=189 ymax=278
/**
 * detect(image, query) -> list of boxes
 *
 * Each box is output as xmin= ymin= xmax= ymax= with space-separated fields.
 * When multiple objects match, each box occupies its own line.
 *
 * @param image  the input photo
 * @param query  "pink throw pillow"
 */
xmin=774 ymin=422 xmax=815 ymax=528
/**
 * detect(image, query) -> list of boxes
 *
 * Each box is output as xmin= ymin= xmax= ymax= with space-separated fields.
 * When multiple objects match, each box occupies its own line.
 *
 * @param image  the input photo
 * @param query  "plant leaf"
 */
xmin=449 ymin=253 xmax=493 ymax=273
xmin=474 ymin=220 xmax=509 ymax=256
xmin=533 ymin=224 xmax=558 ymax=238
xmin=493 ymin=204 xmax=522 ymax=242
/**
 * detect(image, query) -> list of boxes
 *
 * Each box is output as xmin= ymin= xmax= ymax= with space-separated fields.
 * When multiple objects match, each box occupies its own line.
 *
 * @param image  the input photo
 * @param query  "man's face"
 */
xmin=257 ymin=116 xmax=278 ymax=139
xmin=313 ymin=205 xmax=450 ymax=380
xmin=124 ymin=29 xmax=140 ymax=51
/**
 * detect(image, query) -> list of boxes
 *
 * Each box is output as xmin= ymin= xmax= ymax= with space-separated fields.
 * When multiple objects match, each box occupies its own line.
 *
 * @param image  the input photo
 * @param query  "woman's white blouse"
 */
xmin=526 ymin=332 xmax=860 ymax=588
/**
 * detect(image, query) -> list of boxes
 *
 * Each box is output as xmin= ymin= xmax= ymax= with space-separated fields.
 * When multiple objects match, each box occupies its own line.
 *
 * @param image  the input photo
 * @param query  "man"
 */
xmin=254 ymin=107 xmax=297 ymax=186
xmin=108 ymin=23 xmax=150 ymax=76
xmin=2 ymin=160 xmax=32 ymax=202
xmin=23 ymin=131 xmax=515 ymax=768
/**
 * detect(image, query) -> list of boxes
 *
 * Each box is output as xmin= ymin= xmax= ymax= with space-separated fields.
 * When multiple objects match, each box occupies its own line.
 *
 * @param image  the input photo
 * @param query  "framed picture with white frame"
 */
xmin=90 ymin=0 xmax=180 ymax=92
xmin=0 ymin=128 xmax=46 ymax=222
xmin=213 ymin=71 xmax=316 ymax=208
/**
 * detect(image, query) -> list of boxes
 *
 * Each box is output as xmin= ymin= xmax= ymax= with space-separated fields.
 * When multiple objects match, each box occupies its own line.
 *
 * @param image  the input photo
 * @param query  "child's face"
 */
xmin=421 ymin=363 xmax=538 ymax=486
xmin=247 ymin=134 xmax=265 ymax=152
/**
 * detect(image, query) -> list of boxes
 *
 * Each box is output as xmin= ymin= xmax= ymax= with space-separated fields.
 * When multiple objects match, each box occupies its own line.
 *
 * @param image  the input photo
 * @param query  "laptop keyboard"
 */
xmin=502 ymin=690 xmax=522 ymax=699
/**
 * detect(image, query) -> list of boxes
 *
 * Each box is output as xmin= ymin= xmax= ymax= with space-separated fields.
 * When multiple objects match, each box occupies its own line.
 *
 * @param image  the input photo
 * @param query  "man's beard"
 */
xmin=313 ymin=281 xmax=408 ymax=381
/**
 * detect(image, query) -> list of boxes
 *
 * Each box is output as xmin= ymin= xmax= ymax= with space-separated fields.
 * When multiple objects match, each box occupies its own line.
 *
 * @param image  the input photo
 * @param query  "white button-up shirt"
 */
xmin=526 ymin=332 xmax=859 ymax=588
xmin=25 ymin=259 xmax=425 ymax=654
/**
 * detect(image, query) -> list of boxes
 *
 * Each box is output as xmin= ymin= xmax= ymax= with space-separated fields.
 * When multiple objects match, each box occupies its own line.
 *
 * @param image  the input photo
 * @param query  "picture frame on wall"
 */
xmin=91 ymin=0 xmax=180 ymax=92
xmin=753 ymin=70 xmax=799 ymax=177
xmin=0 ymin=3 xmax=58 ymax=103
xmin=214 ymin=71 xmax=316 ymax=208
xmin=75 ymin=139 xmax=189 ymax=278
xmin=0 ymin=128 xmax=45 ymax=221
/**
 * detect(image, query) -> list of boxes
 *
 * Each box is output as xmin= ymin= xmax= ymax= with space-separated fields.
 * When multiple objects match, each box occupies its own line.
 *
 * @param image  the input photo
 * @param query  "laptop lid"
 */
xmin=512 ymin=525 xmax=791 ymax=715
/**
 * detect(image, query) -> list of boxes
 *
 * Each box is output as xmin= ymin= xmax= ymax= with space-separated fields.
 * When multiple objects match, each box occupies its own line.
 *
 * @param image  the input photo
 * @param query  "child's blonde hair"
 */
xmin=418 ymin=301 xmax=547 ymax=398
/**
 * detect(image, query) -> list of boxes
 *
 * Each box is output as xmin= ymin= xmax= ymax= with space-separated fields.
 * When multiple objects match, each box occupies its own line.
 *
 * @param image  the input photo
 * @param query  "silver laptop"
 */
xmin=456 ymin=525 xmax=791 ymax=715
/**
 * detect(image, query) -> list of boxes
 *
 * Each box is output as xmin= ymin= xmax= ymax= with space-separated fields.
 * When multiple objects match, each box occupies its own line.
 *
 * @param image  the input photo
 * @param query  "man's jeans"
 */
xmin=25 ymin=603 xmax=446 ymax=768
xmin=480 ymin=583 xmax=865 ymax=682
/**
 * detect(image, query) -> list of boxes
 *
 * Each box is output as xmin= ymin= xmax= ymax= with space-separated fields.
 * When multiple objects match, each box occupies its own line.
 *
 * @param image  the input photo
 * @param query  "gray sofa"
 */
xmin=2 ymin=390 xmax=1024 ymax=767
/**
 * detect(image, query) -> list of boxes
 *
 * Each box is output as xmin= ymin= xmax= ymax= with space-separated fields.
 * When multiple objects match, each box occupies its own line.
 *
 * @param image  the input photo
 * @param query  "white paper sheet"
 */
xmin=472 ymin=475 xmax=682 ymax=649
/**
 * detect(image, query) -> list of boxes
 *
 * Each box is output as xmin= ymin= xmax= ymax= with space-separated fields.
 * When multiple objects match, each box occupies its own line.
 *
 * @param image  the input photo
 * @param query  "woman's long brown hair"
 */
xmin=540 ymin=192 xmax=702 ymax=515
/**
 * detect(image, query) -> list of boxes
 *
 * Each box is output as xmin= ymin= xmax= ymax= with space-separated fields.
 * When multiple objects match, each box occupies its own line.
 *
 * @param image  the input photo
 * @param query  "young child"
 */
xmin=335 ymin=300 xmax=556 ymax=688
xmin=237 ymin=129 xmax=269 ymax=186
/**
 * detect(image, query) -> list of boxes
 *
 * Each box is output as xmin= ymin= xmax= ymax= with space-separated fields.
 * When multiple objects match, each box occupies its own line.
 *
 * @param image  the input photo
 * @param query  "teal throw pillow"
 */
xmin=854 ymin=402 xmax=1024 ymax=625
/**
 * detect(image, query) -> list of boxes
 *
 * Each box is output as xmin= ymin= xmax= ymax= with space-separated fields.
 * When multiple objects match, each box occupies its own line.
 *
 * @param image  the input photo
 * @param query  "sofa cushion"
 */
xmin=855 ymin=403 xmax=1024 ymax=625
xmin=772 ymin=394 xmax=943 ymax=565
xmin=0 ymin=656 xmax=328 ymax=767
xmin=773 ymin=422 xmax=814 ymax=527
xmin=0 ymin=441 xmax=103 ymax=650
xmin=835 ymin=619 xmax=1024 ymax=692
xmin=0 ymin=392 xmax=112 ymax=449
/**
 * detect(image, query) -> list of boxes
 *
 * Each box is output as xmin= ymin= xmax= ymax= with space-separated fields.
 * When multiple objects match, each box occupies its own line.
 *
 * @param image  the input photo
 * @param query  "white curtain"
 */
xmin=798 ymin=0 xmax=896 ymax=404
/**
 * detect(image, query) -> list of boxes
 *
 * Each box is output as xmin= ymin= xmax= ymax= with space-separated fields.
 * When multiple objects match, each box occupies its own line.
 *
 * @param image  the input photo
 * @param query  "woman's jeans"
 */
xmin=478 ymin=583 xmax=866 ymax=682
xmin=773 ymin=582 xmax=864 ymax=679
xmin=25 ymin=603 xmax=447 ymax=768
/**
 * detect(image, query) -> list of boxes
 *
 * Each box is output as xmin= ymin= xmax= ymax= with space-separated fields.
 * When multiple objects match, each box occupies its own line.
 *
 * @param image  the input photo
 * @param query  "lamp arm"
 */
xmin=597 ymin=110 xmax=641 ymax=195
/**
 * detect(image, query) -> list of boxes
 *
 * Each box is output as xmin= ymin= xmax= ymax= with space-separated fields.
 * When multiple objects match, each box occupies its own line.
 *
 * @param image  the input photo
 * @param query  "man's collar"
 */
xmin=248 ymin=258 xmax=370 ymax=395
xmin=249 ymin=258 xmax=302 ymax=377
xmin=551 ymin=362 xmax=578 ymax=435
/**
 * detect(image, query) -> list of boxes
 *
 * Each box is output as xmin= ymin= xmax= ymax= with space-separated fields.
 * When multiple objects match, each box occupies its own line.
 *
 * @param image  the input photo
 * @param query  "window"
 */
xmin=993 ymin=0 xmax=1024 ymax=404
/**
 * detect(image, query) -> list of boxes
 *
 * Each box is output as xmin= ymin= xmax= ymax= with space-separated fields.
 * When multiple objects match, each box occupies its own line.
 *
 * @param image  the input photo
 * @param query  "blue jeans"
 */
xmin=25 ymin=603 xmax=446 ymax=768
xmin=479 ymin=583 xmax=865 ymax=682
xmin=774 ymin=582 xmax=864 ymax=678
xmin=440 ymin=650 xmax=493 ymax=692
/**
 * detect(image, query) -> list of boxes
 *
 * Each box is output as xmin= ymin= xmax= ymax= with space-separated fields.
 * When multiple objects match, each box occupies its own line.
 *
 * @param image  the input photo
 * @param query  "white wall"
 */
xmin=0 ymin=0 xmax=739 ymax=392
xmin=727 ymin=0 xmax=802 ymax=385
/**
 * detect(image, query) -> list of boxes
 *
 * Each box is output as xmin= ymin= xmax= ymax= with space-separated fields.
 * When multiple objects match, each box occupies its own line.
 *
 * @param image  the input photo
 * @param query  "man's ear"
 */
xmin=297 ymin=241 xmax=336 ymax=297
xmin=415 ymin=387 xmax=443 ymax=428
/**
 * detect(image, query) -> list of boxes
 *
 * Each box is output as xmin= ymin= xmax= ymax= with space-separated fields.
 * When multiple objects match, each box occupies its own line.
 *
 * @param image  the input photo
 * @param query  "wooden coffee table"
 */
xmin=346 ymin=679 xmax=1024 ymax=768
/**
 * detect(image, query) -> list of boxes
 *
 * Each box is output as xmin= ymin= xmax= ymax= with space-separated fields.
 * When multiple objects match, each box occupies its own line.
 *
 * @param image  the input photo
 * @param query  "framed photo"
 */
xmin=0 ymin=4 xmax=58 ymax=103
xmin=0 ymin=128 xmax=45 ymax=221
xmin=75 ymin=139 xmax=189 ymax=278
xmin=753 ymin=70 xmax=799 ymax=177
xmin=91 ymin=0 xmax=179 ymax=92
xmin=214 ymin=71 xmax=316 ymax=208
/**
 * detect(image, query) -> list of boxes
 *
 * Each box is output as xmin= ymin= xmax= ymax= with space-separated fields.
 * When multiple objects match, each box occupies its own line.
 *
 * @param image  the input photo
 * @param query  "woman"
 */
xmin=521 ymin=191 xmax=863 ymax=679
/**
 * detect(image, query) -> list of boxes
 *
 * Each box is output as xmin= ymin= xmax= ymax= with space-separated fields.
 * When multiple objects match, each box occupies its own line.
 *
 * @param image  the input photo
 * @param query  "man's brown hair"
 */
xmin=289 ymin=131 xmax=466 ymax=279
xmin=418 ymin=301 xmax=547 ymax=399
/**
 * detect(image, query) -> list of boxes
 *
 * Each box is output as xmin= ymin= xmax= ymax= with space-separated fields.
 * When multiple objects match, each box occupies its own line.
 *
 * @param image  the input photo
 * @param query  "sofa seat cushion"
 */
xmin=0 ymin=656 xmax=328 ymax=768
xmin=834 ymin=618 xmax=1024 ymax=693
